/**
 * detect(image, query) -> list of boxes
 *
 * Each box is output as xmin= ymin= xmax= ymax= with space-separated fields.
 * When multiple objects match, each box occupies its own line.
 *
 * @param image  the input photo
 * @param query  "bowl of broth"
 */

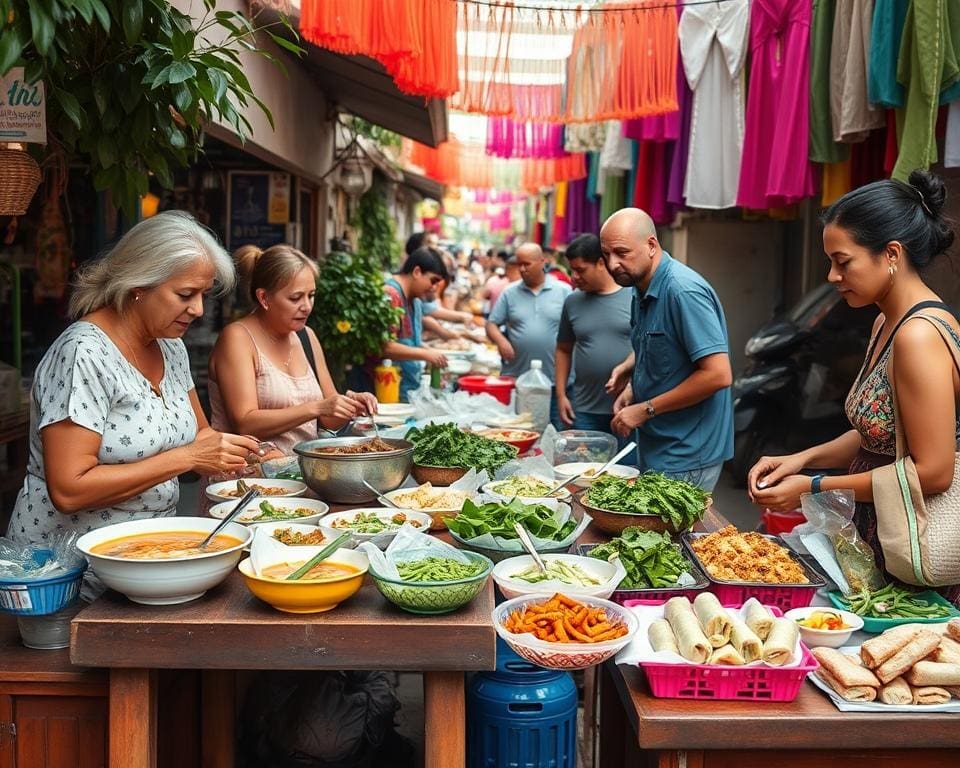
xmin=77 ymin=517 xmax=252 ymax=605
xmin=238 ymin=547 xmax=368 ymax=613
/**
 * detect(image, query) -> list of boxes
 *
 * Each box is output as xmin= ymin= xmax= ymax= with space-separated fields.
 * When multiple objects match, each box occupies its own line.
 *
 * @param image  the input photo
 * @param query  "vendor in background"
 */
xmin=405 ymin=232 xmax=476 ymax=339
xmin=555 ymin=234 xmax=633 ymax=438
xmin=603 ymin=208 xmax=733 ymax=491
xmin=207 ymin=245 xmax=377 ymax=454
xmin=748 ymin=171 xmax=960 ymax=588
xmin=482 ymin=250 xmax=512 ymax=315
xmin=7 ymin=212 xmax=261 ymax=544
xmin=373 ymin=247 xmax=450 ymax=401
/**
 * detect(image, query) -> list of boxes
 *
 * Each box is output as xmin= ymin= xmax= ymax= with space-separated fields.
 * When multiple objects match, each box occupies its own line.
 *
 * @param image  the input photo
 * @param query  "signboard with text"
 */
xmin=226 ymin=171 xmax=291 ymax=250
xmin=0 ymin=68 xmax=46 ymax=143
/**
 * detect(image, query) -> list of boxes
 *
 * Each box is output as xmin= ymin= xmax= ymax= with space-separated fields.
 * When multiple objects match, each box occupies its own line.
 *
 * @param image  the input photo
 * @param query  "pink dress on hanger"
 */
xmin=736 ymin=0 xmax=816 ymax=209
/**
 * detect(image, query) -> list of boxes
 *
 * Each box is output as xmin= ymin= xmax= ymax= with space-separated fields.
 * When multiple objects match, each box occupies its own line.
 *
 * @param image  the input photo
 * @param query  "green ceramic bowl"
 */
xmin=368 ymin=551 xmax=493 ymax=615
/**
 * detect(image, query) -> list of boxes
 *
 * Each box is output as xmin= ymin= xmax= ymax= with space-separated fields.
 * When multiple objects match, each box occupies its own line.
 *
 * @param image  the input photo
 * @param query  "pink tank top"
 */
xmin=210 ymin=324 xmax=323 ymax=454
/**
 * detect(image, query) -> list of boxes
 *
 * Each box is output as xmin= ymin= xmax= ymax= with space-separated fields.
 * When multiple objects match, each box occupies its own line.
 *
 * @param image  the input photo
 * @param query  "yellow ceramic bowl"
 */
xmin=237 ymin=547 xmax=368 ymax=614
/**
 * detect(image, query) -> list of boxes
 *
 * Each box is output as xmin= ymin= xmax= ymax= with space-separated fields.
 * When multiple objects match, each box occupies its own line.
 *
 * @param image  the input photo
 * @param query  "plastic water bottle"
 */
xmin=515 ymin=359 xmax=552 ymax=431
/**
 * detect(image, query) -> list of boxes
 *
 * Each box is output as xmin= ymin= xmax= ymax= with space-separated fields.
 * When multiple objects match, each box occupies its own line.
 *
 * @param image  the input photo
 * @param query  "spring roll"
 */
xmin=728 ymin=616 xmax=763 ymax=663
xmin=815 ymin=668 xmax=877 ymax=702
xmin=812 ymin=647 xmax=880 ymax=686
xmin=693 ymin=592 xmax=732 ymax=648
xmin=948 ymin=618 xmax=960 ymax=643
xmin=879 ymin=676 xmax=913 ymax=705
xmin=911 ymin=685 xmax=952 ymax=705
xmin=742 ymin=597 xmax=774 ymax=641
xmin=707 ymin=643 xmax=745 ymax=665
xmin=932 ymin=636 xmax=960 ymax=665
xmin=903 ymin=661 xmax=960 ymax=687
xmin=860 ymin=624 xmax=922 ymax=669
xmin=648 ymin=619 xmax=680 ymax=655
xmin=761 ymin=617 xmax=799 ymax=666
xmin=875 ymin=629 xmax=941 ymax=684
xmin=663 ymin=597 xmax=710 ymax=663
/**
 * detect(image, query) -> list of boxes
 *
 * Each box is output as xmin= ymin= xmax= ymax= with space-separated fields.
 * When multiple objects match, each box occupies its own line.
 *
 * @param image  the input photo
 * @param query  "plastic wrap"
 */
xmin=357 ymin=526 xmax=472 ymax=580
xmin=0 ymin=531 xmax=84 ymax=579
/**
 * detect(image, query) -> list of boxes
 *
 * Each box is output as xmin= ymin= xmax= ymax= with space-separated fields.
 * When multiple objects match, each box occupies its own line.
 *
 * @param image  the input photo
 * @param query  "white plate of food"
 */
xmin=382 ymin=484 xmax=470 ymax=513
xmin=208 ymin=497 xmax=328 ymax=525
xmin=205 ymin=478 xmax=308 ymax=502
xmin=319 ymin=508 xmax=433 ymax=549
xmin=552 ymin=462 xmax=639 ymax=489
xmin=482 ymin=474 xmax=571 ymax=501
xmin=247 ymin=521 xmax=348 ymax=548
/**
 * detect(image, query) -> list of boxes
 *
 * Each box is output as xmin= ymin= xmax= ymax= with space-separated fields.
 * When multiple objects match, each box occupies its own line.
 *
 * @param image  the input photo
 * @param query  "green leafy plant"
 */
xmin=0 ymin=0 xmax=303 ymax=217
xmin=404 ymin=422 xmax=517 ymax=474
xmin=352 ymin=177 xmax=402 ymax=271
xmin=308 ymin=251 xmax=402 ymax=387
xmin=350 ymin=117 xmax=401 ymax=149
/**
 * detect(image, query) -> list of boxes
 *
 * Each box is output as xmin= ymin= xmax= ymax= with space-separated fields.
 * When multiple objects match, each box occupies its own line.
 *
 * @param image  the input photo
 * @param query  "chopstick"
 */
xmin=200 ymin=487 xmax=260 ymax=548
xmin=286 ymin=533 xmax=351 ymax=580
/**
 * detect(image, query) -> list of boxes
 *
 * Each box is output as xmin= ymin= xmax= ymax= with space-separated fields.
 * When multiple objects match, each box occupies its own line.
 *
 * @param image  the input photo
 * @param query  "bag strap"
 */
xmin=296 ymin=328 xmax=320 ymax=383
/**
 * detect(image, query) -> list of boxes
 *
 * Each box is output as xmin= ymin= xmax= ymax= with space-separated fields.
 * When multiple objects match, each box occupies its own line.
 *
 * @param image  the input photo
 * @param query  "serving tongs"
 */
xmin=513 ymin=522 xmax=548 ymax=576
xmin=545 ymin=440 xmax=637 ymax=496
xmin=200 ymin=486 xmax=260 ymax=548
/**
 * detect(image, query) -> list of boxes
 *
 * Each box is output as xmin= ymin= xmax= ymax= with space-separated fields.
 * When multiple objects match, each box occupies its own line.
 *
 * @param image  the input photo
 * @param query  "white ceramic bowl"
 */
xmin=492 ymin=554 xmax=626 ymax=601
xmin=493 ymin=594 xmax=639 ymax=670
xmin=76 ymin=517 xmax=252 ymax=605
xmin=784 ymin=606 xmax=864 ymax=649
xmin=552 ymin=462 xmax=640 ymax=489
xmin=205 ymin=478 xmax=308 ymax=503
xmin=208 ymin=496 xmax=329 ymax=525
xmin=244 ymin=521 xmax=347 ymax=548
xmin=482 ymin=474 xmax=572 ymax=502
xmin=320 ymin=508 xmax=433 ymax=549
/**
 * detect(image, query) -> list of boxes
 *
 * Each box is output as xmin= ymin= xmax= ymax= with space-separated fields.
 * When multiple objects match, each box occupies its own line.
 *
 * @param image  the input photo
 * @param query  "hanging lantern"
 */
xmin=0 ymin=144 xmax=42 ymax=216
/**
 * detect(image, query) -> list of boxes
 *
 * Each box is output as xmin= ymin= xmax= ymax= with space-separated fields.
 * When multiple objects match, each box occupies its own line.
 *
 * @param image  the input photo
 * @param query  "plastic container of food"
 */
xmin=761 ymin=508 xmax=806 ymax=535
xmin=552 ymin=431 xmax=618 ymax=466
xmin=576 ymin=544 xmax=710 ymax=605
xmin=0 ymin=549 xmax=87 ymax=617
xmin=826 ymin=590 xmax=960 ymax=633
xmin=368 ymin=551 xmax=493 ymax=615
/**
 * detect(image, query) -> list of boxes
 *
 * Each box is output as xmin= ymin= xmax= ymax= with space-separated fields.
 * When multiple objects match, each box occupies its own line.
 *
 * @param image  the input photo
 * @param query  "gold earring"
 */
xmin=889 ymin=264 xmax=897 ymax=276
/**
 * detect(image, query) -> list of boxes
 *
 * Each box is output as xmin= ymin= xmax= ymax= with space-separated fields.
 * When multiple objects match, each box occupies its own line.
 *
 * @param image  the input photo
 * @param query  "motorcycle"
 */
xmin=728 ymin=283 xmax=877 ymax=485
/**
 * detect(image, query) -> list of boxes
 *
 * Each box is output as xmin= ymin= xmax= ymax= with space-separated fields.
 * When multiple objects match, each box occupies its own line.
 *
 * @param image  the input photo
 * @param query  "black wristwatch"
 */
xmin=644 ymin=401 xmax=656 ymax=418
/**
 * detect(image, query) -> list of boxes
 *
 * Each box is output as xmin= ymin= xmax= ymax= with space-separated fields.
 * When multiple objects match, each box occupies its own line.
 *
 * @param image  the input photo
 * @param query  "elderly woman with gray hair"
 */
xmin=7 ymin=211 xmax=260 ymax=544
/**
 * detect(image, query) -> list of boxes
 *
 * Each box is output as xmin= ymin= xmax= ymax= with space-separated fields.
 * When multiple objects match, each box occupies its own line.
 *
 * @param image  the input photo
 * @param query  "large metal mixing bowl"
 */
xmin=293 ymin=437 xmax=413 ymax=504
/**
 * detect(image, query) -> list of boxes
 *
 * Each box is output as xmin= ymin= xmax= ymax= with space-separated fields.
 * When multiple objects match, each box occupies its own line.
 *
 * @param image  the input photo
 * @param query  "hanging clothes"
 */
xmin=892 ymin=0 xmax=960 ymax=181
xmin=565 ymin=177 xmax=600 ymax=238
xmin=868 ymin=0 xmax=909 ymax=108
xmin=678 ymin=0 xmax=749 ymax=210
xmin=821 ymin=160 xmax=852 ymax=206
xmin=737 ymin=0 xmax=816 ymax=210
xmin=830 ymin=0 xmax=885 ymax=142
xmin=810 ymin=0 xmax=849 ymax=163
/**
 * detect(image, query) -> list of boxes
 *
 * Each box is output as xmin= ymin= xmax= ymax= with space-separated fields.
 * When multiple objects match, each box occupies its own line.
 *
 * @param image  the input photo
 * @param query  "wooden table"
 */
xmin=71 ymin=570 xmax=496 ymax=768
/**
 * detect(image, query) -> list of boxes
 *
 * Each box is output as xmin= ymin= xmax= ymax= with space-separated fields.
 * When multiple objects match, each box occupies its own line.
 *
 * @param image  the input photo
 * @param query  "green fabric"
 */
xmin=810 ymin=0 xmax=849 ymax=163
xmin=868 ymin=0 xmax=908 ymax=108
xmin=893 ymin=0 xmax=960 ymax=181
xmin=599 ymin=173 xmax=626 ymax=223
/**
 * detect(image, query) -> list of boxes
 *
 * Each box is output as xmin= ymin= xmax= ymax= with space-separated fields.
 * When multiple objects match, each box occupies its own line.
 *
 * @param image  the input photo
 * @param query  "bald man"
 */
xmin=601 ymin=208 xmax=733 ymax=491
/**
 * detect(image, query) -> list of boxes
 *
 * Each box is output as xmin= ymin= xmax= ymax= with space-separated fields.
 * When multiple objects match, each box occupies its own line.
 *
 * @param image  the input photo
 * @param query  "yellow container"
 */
xmin=374 ymin=359 xmax=401 ymax=404
xmin=237 ymin=549 xmax=368 ymax=613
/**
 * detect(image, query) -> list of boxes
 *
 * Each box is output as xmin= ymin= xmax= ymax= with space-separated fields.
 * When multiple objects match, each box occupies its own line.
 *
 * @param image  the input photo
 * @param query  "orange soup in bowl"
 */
xmin=91 ymin=531 xmax=243 ymax=559
xmin=261 ymin=561 xmax=361 ymax=581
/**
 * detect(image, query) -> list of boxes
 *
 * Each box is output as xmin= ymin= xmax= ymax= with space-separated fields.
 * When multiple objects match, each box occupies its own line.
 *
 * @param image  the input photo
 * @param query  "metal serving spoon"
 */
xmin=361 ymin=479 xmax=401 ymax=508
xmin=200 ymin=487 xmax=260 ymax=548
xmin=513 ymin=521 xmax=548 ymax=576
xmin=545 ymin=440 xmax=638 ymax=497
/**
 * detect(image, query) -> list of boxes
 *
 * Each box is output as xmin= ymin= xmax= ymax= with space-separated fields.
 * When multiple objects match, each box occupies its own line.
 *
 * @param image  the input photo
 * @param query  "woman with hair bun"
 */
xmin=7 ymin=211 xmax=262 ymax=544
xmin=208 ymin=244 xmax=376 ymax=453
xmin=749 ymin=170 xmax=960 ymax=585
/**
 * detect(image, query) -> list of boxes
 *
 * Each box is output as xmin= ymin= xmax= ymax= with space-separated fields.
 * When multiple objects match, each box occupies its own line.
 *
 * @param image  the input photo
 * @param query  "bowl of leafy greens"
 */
xmin=577 ymin=473 xmax=710 ymax=535
xmin=406 ymin=422 xmax=518 ymax=484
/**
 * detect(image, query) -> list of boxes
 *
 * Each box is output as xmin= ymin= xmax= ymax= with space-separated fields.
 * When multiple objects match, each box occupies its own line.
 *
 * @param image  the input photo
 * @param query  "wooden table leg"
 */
xmin=109 ymin=669 xmax=156 ymax=768
xmin=596 ymin=663 xmax=626 ymax=768
xmin=423 ymin=671 xmax=465 ymax=768
xmin=201 ymin=670 xmax=235 ymax=768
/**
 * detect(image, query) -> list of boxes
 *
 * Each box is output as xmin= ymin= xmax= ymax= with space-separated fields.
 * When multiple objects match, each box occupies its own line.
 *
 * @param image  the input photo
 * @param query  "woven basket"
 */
xmin=0 ymin=147 xmax=42 ymax=216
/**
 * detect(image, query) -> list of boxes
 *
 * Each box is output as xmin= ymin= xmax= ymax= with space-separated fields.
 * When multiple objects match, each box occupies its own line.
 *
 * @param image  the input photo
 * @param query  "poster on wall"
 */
xmin=0 ymin=67 xmax=46 ymax=143
xmin=226 ymin=170 xmax=291 ymax=250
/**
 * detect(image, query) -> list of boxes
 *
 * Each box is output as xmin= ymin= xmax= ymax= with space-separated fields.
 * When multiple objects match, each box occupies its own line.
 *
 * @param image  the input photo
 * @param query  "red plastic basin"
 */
xmin=457 ymin=375 xmax=516 ymax=405
xmin=762 ymin=508 xmax=805 ymax=536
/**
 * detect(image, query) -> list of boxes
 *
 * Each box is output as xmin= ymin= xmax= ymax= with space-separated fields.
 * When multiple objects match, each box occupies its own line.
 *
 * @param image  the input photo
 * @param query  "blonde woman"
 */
xmin=208 ymin=244 xmax=377 ymax=453
xmin=7 ymin=211 xmax=261 ymax=544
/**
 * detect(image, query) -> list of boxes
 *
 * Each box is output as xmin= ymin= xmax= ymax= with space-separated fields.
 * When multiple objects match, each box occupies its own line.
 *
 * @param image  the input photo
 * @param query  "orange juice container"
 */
xmin=374 ymin=359 xmax=401 ymax=404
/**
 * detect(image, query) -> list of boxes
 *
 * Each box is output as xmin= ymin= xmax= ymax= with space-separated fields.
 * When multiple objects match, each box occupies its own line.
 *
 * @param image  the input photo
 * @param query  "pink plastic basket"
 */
xmin=707 ymin=582 xmax=817 ymax=612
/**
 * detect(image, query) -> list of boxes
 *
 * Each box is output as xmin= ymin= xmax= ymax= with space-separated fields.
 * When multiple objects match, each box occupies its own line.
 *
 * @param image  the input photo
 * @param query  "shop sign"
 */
xmin=0 ymin=67 xmax=46 ymax=143
xmin=227 ymin=170 xmax=291 ymax=250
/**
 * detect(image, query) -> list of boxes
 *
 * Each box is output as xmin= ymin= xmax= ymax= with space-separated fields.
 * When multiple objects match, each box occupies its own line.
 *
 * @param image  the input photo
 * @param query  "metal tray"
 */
xmin=680 ymin=531 xmax=827 ymax=589
xmin=576 ymin=543 xmax=710 ymax=597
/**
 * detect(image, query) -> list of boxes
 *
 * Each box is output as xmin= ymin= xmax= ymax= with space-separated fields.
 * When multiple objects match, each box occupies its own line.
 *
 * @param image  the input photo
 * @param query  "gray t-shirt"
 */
xmin=557 ymin=287 xmax=633 ymax=413
xmin=488 ymin=278 xmax=572 ymax=380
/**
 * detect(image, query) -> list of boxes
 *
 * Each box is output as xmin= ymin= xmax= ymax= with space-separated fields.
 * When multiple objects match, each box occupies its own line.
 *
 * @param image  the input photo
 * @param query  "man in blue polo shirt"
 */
xmin=601 ymin=208 xmax=733 ymax=491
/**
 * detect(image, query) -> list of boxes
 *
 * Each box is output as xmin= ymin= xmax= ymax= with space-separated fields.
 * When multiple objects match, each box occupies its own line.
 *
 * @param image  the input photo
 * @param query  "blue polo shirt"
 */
xmin=630 ymin=252 xmax=733 ymax=472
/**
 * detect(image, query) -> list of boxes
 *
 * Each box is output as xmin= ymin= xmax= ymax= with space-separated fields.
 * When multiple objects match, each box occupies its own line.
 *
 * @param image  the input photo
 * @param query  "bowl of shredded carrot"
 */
xmin=493 ymin=592 xmax=639 ymax=670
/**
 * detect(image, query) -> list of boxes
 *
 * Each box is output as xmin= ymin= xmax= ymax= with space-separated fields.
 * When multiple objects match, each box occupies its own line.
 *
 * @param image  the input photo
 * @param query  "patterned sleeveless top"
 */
xmin=845 ymin=314 xmax=960 ymax=456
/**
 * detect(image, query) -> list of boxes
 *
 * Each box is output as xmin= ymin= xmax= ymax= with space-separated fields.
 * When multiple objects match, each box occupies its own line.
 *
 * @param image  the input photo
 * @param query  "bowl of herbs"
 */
xmin=576 ymin=473 xmax=710 ymax=536
xmin=406 ymin=422 xmax=518 ymax=484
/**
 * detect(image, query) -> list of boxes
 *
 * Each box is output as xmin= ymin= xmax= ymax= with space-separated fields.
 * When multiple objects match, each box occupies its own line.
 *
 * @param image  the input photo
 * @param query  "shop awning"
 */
xmin=400 ymin=170 xmax=444 ymax=201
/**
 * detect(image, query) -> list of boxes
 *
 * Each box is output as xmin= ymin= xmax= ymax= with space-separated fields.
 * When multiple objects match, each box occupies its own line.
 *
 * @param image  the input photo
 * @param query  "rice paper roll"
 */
xmin=860 ymin=624 xmax=921 ymax=669
xmin=903 ymin=661 xmax=960 ymax=687
xmin=911 ymin=685 xmax=952 ymax=705
xmin=707 ymin=643 xmax=745 ymax=666
xmin=879 ymin=677 xmax=913 ymax=705
xmin=728 ymin=616 xmax=763 ymax=663
xmin=761 ymin=618 xmax=798 ymax=666
xmin=663 ymin=597 xmax=710 ymax=663
xmin=648 ymin=619 xmax=679 ymax=655
xmin=742 ymin=597 xmax=773 ymax=641
xmin=693 ymin=592 xmax=732 ymax=648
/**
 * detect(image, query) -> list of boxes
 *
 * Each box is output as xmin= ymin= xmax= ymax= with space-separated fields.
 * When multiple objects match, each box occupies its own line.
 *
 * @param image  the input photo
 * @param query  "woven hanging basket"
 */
xmin=0 ymin=146 xmax=42 ymax=216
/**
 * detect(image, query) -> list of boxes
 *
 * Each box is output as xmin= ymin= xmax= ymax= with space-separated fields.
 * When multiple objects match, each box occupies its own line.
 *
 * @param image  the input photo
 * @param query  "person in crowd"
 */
xmin=544 ymin=247 xmax=574 ymax=287
xmin=375 ymin=247 xmax=449 ymax=401
xmin=748 ymin=171 xmax=960 ymax=586
xmin=603 ymin=208 xmax=733 ymax=491
xmin=7 ymin=211 xmax=261 ymax=543
xmin=483 ymin=249 xmax=512 ymax=314
xmin=207 ymin=244 xmax=377 ymax=454
xmin=555 ymin=234 xmax=633 ymax=438
xmin=486 ymin=242 xmax=571 ymax=427
xmin=503 ymin=254 xmax=521 ymax=284
xmin=406 ymin=232 xmax=475 ymax=335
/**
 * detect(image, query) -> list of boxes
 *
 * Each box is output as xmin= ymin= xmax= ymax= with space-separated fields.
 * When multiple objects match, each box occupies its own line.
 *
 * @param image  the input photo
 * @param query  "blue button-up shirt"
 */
xmin=630 ymin=252 xmax=733 ymax=472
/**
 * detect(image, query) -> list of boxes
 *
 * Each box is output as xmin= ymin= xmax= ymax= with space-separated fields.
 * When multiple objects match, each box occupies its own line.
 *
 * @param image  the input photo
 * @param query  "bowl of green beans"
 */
xmin=368 ymin=552 xmax=494 ymax=615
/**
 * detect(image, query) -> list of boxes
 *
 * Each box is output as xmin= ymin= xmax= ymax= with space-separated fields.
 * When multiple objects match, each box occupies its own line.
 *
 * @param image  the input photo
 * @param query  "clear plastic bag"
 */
xmin=0 ymin=530 xmax=84 ymax=580
xmin=357 ymin=526 xmax=472 ymax=579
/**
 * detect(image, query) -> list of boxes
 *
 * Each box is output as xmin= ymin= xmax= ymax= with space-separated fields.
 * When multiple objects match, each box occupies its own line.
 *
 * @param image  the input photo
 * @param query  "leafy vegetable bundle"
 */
xmin=405 ymin=422 xmax=517 ymax=475
xmin=587 ymin=528 xmax=693 ymax=589
xmin=584 ymin=473 xmax=708 ymax=531
xmin=446 ymin=498 xmax=575 ymax=541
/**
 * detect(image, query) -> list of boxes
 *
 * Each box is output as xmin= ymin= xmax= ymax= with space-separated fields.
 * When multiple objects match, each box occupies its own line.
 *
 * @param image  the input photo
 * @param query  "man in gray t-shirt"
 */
xmin=556 ymin=234 xmax=632 ymax=434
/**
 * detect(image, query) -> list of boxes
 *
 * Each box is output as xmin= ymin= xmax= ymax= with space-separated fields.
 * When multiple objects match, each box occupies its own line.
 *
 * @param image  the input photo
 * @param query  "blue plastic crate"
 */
xmin=0 ymin=549 xmax=87 ymax=616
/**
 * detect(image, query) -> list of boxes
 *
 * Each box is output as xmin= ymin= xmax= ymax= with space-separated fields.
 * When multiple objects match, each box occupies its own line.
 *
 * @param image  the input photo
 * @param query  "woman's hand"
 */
xmin=315 ymin=394 xmax=364 ymax=421
xmin=747 ymin=453 xmax=807 ymax=499
xmin=184 ymin=431 xmax=261 ymax=475
xmin=346 ymin=390 xmax=379 ymax=417
xmin=750 ymin=474 xmax=812 ymax=511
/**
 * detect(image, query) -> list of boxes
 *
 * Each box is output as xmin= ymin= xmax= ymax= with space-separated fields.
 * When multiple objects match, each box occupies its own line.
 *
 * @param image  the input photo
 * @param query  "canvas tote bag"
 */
xmin=873 ymin=313 xmax=960 ymax=587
